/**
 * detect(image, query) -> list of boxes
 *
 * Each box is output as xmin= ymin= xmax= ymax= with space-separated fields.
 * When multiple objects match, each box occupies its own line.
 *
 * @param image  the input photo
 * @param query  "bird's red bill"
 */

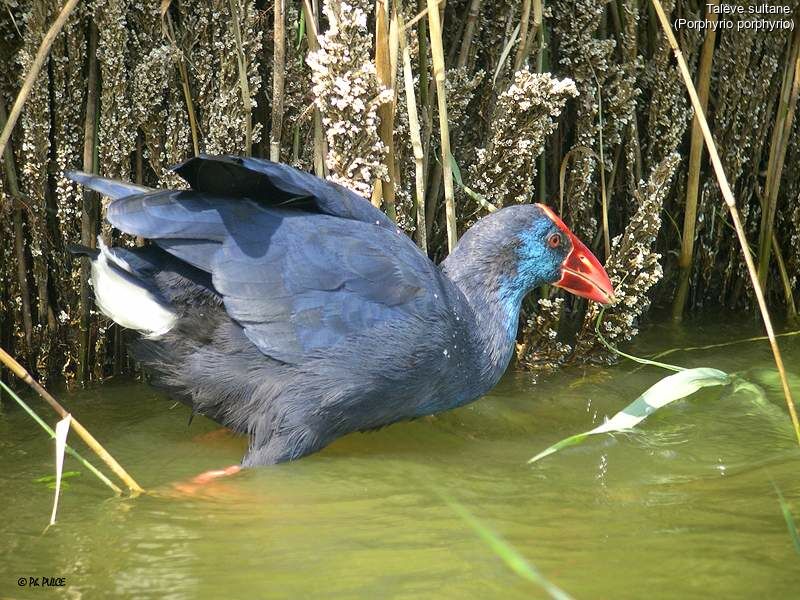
xmin=537 ymin=204 xmax=616 ymax=305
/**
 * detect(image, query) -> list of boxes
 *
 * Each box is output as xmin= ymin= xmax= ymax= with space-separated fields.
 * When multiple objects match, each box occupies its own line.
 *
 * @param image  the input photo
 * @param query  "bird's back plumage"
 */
xmin=68 ymin=156 xmax=489 ymax=465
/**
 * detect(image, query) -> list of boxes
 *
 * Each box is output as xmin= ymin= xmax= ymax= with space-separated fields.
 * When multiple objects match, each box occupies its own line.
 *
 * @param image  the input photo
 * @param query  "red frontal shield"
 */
xmin=536 ymin=204 xmax=616 ymax=305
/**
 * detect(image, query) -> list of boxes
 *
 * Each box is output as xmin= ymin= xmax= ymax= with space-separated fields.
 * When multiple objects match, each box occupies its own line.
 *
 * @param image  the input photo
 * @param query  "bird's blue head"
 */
xmin=443 ymin=204 xmax=615 ymax=333
xmin=511 ymin=203 xmax=615 ymax=304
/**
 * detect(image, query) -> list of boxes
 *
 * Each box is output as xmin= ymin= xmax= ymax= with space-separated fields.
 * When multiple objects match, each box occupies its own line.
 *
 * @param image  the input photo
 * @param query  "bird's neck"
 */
xmin=441 ymin=250 xmax=528 ymax=388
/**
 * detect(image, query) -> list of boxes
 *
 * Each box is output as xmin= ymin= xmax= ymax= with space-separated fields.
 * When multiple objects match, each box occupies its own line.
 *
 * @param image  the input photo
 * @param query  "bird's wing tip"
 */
xmin=168 ymin=153 xmax=223 ymax=174
xmin=64 ymin=170 xmax=92 ymax=183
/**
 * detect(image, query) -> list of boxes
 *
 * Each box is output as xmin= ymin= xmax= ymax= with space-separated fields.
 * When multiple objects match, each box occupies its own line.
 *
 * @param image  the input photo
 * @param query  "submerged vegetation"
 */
xmin=1 ymin=0 xmax=800 ymax=389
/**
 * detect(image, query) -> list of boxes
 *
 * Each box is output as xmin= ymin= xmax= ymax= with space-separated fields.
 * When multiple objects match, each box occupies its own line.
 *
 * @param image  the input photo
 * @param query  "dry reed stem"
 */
xmin=514 ymin=0 xmax=532 ymax=71
xmin=428 ymin=0 xmax=481 ymax=229
xmin=165 ymin=13 xmax=200 ymax=156
xmin=373 ymin=0 xmax=397 ymax=219
xmin=457 ymin=0 xmax=482 ymax=68
xmin=177 ymin=59 xmax=200 ymax=156
xmin=650 ymin=0 xmax=800 ymax=445
xmin=389 ymin=4 xmax=400 ymax=89
xmin=757 ymin=27 xmax=800 ymax=291
xmin=13 ymin=208 xmax=33 ymax=348
xmin=302 ymin=0 xmax=328 ymax=177
xmin=415 ymin=0 xmax=431 ymax=201
xmin=591 ymin=71 xmax=611 ymax=260
xmin=0 ymin=346 xmax=144 ymax=493
xmin=672 ymin=0 xmax=719 ymax=321
xmin=270 ymin=0 xmax=286 ymax=162
xmin=388 ymin=2 xmax=401 ymax=207
xmin=427 ymin=0 xmax=458 ymax=251
xmin=533 ymin=0 xmax=544 ymax=72
xmin=492 ymin=23 xmax=520 ymax=86
xmin=400 ymin=9 xmax=428 ymax=253
xmin=416 ymin=0 xmax=430 ymax=111
xmin=78 ymin=23 xmax=99 ymax=385
xmin=0 ymin=0 xmax=80 ymax=160
xmin=229 ymin=0 xmax=253 ymax=156
xmin=771 ymin=234 xmax=798 ymax=320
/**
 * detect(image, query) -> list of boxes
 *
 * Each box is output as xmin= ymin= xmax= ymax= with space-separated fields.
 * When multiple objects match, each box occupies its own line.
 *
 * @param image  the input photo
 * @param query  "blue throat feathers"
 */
xmin=497 ymin=276 xmax=527 ymax=339
xmin=498 ymin=229 xmax=561 ymax=339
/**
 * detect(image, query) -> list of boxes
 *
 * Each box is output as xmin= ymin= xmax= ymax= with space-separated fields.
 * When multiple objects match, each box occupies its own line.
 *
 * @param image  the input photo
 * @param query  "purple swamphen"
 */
xmin=67 ymin=155 xmax=615 ymax=469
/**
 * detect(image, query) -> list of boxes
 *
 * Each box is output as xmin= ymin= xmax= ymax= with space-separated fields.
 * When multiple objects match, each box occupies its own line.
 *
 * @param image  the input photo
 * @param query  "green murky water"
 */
xmin=1 ymin=319 xmax=799 ymax=599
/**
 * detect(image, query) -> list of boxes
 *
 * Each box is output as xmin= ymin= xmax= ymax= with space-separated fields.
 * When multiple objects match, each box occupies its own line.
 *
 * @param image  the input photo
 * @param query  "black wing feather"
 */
xmin=172 ymin=155 xmax=396 ymax=229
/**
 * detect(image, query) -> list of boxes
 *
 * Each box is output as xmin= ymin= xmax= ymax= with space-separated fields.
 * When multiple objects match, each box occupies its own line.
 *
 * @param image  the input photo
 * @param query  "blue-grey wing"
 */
xmin=104 ymin=189 xmax=447 ymax=364
xmin=211 ymin=213 xmax=442 ymax=363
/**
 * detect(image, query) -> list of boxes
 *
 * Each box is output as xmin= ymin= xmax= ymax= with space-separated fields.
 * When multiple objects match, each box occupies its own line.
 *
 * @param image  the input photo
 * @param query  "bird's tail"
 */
xmin=69 ymin=237 xmax=178 ymax=339
xmin=65 ymin=171 xmax=152 ymax=201
xmin=66 ymin=242 xmax=100 ymax=259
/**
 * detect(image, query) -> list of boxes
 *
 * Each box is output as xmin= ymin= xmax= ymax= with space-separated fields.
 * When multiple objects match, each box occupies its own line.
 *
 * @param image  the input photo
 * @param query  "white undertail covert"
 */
xmin=90 ymin=238 xmax=178 ymax=338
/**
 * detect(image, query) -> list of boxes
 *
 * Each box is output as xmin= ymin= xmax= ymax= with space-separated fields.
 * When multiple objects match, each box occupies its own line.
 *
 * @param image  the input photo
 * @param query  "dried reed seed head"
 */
xmin=572 ymin=153 xmax=681 ymax=364
xmin=517 ymin=297 xmax=573 ymax=376
xmin=551 ymin=0 xmax=638 ymax=240
xmin=307 ymin=0 xmax=391 ymax=196
xmin=469 ymin=71 xmax=577 ymax=208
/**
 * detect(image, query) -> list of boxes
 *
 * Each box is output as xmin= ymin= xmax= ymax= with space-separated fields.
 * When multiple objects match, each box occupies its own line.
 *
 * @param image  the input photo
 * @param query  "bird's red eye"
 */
xmin=547 ymin=233 xmax=562 ymax=248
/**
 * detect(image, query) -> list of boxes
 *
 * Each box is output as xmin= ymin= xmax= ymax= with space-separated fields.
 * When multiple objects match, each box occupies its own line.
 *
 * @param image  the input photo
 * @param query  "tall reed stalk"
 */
xmin=650 ymin=0 xmax=800 ymax=445
xmin=270 ymin=0 xmax=286 ymax=162
xmin=229 ymin=0 xmax=253 ymax=156
xmin=672 ymin=0 xmax=719 ymax=321
xmin=513 ymin=0 xmax=532 ymax=71
xmin=427 ymin=0 xmax=458 ymax=251
xmin=0 ymin=346 xmax=144 ymax=492
xmin=400 ymin=7 xmax=428 ymax=253
xmin=587 ymin=68 xmax=611 ymax=260
xmin=457 ymin=0 xmax=482 ymax=68
xmin=164 ymin=12 xmax=200 ymax=157
xmin=0 ymin=0 xmax=80 ymax=159
xmin=302 ymin=0 xmax=327 ymax=177
xmin=78 ymin=23 xmax=99 ymax=385
xmin=771 ymin=234 xmax=798 ymax=322
xmin=757 ymin=26 xmax=800 ymax=292
xmin=373 ymin=0 xmax=397 ymax=219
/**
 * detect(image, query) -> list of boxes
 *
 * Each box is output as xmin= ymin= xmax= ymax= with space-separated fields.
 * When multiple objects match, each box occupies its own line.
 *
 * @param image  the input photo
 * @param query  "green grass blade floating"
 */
xmin=36 ymin=471 xmax=81 ymax=490
xmin=0 ymin=379 xmax=121 ymax=493
xmin=774 ymin=484 xmax=800 ymax=556
xmin=529 ymin=368 xmax=731 ymax=464
xmin=528 ymin=432 xmax=592 ymax=464
xmin=49 ymin=414 xmax=71 ymax=526
xmin=443 ymin=497 xmax=574 ymax=600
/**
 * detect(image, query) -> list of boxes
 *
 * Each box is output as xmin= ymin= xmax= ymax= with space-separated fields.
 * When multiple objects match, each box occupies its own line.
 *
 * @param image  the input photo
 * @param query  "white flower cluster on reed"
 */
xmin=469 ymin=71 xmax=578 ymax=208
xmin=307 ymin=0 xmax=392 ymax=197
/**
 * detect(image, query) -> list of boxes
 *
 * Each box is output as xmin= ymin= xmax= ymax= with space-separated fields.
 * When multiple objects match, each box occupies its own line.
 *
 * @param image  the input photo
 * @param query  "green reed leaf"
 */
xmin=529 ymin=368 xmax=731 ymax=464
xmin=441 ymin=494 xmax=574 ymax=600
xmin=774 ymin=484 xmax=800 ymax=556
xmin=48 ymin=415 xmax=71 ymax=525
